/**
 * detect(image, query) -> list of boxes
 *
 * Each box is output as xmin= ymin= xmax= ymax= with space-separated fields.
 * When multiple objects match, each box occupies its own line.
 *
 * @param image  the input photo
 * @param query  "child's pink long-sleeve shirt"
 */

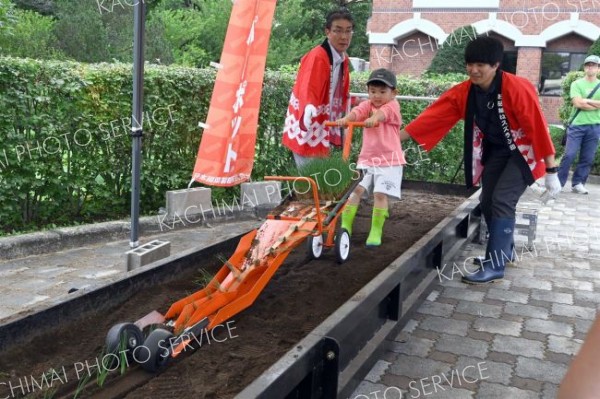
xmin=351 ymin=99 xmax=405 ymax=167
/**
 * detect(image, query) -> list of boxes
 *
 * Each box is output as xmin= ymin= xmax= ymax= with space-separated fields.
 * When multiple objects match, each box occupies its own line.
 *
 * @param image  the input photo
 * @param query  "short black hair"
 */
xmin=325 ymin=8 xmax=354 ymax=29
xmin=464 ymin=36 xmax=504 ymax=66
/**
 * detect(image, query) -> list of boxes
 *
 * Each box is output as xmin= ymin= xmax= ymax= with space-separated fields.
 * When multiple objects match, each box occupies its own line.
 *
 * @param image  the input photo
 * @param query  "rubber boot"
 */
xmin=341 ymin=203 xmax=359 ymax=236
xmin=366 ymin=207 xmax=389 ymax=247
xmin=463 ymin=217 xmax=515 ymax=284
xmin=474 ymin=239 xmax=516 ymax=267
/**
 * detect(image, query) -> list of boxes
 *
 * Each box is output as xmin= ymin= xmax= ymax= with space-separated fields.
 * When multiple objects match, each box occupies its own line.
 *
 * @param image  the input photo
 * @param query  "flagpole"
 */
xmin=130 ymin=0 xmax=145 ymax=248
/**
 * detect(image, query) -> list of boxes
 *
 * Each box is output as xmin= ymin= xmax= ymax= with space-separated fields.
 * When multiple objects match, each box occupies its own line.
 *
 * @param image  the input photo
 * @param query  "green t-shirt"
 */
xmin=570 ymin=78 xmax=600 ymax=126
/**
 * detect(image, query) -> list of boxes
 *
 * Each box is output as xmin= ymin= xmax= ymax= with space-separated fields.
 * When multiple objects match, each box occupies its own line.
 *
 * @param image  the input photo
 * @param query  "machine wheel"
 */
xmin=105 ymin=323 xmax=144 ymax=362
xmin=335 ymin=228 xmax=351 ymax=264
xmin=306 ymin=234 xmax=324 ymax=259
xmin=140 ymin=328 xmax=174 ymax=373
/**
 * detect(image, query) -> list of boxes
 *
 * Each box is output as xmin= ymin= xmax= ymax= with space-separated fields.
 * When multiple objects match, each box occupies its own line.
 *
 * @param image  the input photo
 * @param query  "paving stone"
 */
xmin=440 ymin=287 xmax=485 ymax=302
xmin=413 ymin=329 xmax=440 ymax=341
xmin=510 ymin=377 xmax=543 ymax=393
xmin=547 ymin=335 xmax=583 ymax=356
xmin=510 ymin=278 xmax=552 ymax=290
xmin=455 ymin=356 xmax=511 ymax=385
xmin=543 ymin=383 xmax=559 ymax=399
xmin=530 ymin=290 xmax=573 ymax=305
xmin=524 ymin=318 xmax=573 ymax=337
xmin=473 ymin=318 xmax=522 ymax=337
xmin=551 ymin=303 xmax=596 ymax=320
xmin=515 ymin=357 xmax=568 ymax=383
xmin=456 ymin=301 xmax=502 ymax=318
xmin=419 ymin=316 xmax=469 ymax=337
xmin=573 ymin=318 xmax=593 ymax=334
xmin=545 ymin=351 xmax=576 ymax=366
xmin=477 ymin=382 xmax=538 ymax=399
xmin=434 ymin=334 xmax=489 ymax=359
xmin=388 ymin=355 xmax=452 ymax=380
xmin=551 ymin=279 xmax=594 ymax=291
xmin=389 ymin=336 xmax=434 ymax=357
xmin=428 ymin=350 xmax=458 ymax=365
xmin=485 ymin=288 xmax=529 ymax=305
xmin=364 ymin=360 xmax=391 ymax=383
xmin=504 ymin=302 xmax=549 ymax=319
xmin=520 ymin=330 xmax=547 ymax=343
xmin=350 ymin=381 xmax=396 ymax=399
xmin=492 ymin=335 xmax=544 ymax=359
xmin=399 ymin=319 xmax=419 ymax=335
xmin=574 ymin=290 xmax=600 ymax=304
xmin=417 ymin=301 xmax=454 ymax=318
xmin=426 ymin=290 xmax=440 ymax=302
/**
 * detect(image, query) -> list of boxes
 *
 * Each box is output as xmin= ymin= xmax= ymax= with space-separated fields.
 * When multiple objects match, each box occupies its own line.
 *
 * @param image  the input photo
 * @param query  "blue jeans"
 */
xmin=558 ymin=124 xmax=600 ymax=187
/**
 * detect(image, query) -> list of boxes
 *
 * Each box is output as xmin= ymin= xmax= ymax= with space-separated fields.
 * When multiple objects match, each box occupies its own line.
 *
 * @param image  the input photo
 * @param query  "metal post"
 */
xmin=130 ymin=0 xmax=145 ymax=248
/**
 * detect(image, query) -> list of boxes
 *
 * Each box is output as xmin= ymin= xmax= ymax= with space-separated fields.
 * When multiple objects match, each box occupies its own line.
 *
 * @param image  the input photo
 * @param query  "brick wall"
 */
xmin=368 ymin=0 xmax=599 ymax=125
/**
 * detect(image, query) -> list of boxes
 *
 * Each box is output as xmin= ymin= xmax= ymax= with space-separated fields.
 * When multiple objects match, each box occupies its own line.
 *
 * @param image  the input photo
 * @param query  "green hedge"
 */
xmin=0 ymin=58 xmax=494 ymax=234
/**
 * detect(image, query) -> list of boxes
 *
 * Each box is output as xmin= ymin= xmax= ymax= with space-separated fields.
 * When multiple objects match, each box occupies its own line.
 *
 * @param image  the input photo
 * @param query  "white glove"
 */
xmin=302 ymin=104 xmax=317 ymax=130
xmin=545 ymin=172 xmax=561 ymax=197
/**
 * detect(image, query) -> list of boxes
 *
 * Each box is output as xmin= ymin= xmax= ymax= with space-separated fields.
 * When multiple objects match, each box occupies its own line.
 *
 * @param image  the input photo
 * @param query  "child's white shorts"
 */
xmin=357 ymin=165 xmax=403 ymax=199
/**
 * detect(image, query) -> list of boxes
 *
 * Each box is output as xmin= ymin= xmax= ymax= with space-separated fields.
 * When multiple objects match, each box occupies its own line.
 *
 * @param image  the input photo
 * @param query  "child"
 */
xmin=334 ymin=68 xmax=405 ymax=247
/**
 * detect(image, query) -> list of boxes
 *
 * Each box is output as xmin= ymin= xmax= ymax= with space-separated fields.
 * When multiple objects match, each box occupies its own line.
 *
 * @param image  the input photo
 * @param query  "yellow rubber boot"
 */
xmin=341 ymin=203 xmax=359 ymax=236
xmin=366 ymin=207 xmax=389 ymax=247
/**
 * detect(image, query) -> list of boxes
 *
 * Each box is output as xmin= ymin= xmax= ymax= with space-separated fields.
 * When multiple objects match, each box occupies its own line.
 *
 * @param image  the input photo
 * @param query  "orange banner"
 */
xmin=192 ymin=0 xmax=277 ymax=187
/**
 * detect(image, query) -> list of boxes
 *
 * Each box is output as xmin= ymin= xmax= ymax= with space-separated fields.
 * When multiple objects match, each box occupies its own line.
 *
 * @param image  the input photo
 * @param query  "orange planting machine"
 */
xmin=105 ymin=122 xmax=369 ymax=372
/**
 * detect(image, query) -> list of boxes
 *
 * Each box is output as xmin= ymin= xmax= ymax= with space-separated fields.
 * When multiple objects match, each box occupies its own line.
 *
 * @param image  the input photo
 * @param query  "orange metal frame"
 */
xmin=135 ymin=122 xmax=370 ymax=357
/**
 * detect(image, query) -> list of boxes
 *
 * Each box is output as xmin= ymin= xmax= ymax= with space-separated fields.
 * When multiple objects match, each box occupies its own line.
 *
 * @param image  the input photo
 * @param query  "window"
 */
xmin=502 ymin=51 xmax=517 ymax=74
xmin=539 ymin=52 xmax=587 ymax=96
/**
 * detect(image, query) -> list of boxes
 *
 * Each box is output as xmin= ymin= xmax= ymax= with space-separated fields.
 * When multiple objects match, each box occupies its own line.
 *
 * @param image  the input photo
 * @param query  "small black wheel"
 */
xmin=106 ymin=323 xmax=144 ymax=360
xmin=335 ymin=228 xmax=351 ymax=264
xmin=306 ymin=234 xmax=324 ymax=259
xmin=139 ymin=328 xmax=174 ymax=373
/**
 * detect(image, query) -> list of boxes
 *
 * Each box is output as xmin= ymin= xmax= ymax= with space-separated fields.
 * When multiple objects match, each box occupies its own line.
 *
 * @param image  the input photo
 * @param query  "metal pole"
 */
xmin=130 ymin=0 xmax=145 ymax=248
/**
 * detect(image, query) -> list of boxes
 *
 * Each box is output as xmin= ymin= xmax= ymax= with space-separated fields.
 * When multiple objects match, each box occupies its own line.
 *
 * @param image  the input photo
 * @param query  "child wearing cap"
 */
xmin=334 ymin=68 xmax=405 ymax=247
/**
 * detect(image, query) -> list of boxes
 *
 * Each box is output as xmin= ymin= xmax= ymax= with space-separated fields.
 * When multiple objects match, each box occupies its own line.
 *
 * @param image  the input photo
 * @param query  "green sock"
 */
xmin=341 ymin=203 xmax=359 ymax=236
xmin=366 ymin=207 xmax=389 ymax=247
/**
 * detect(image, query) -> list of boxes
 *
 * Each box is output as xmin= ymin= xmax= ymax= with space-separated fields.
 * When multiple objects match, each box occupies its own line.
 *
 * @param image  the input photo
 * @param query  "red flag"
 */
xmin=192 ymin=0 xmax=277 ymax=187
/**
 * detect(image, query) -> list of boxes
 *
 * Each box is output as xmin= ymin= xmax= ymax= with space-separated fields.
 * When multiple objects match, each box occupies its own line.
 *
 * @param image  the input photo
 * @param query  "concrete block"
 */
xmin=166 ymin=187 xmax=211 ymax=218
xmin=126 ymin=240 xmax=171 ymax=271
xmin=240 ymin=181 xmax=282 ymax=207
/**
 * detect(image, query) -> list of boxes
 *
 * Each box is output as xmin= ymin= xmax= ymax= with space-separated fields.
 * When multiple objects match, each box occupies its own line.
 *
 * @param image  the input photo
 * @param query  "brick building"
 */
xmin=368 ymin=0 xmax=600 ymax=123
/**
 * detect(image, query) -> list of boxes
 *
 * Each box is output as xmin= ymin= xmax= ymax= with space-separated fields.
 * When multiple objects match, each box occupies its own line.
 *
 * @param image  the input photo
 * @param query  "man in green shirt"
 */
xmin=557 ymin=55 xmax=600 ymax=194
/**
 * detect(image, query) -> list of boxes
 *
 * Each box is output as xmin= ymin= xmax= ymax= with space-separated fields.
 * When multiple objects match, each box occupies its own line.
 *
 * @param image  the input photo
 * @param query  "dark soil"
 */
xmin=0 ymin=190 xmax=466 ymax=399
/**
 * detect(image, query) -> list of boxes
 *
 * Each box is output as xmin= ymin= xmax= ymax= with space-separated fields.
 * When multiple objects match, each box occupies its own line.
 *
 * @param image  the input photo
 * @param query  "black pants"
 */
xmin=480 ymin=153 xmax=528 ymax=224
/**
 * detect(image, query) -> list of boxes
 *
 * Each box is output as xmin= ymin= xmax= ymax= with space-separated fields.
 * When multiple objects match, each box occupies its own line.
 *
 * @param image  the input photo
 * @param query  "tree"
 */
xmin=0 ymin=0 xmax=16 ymax=33
xmin=0 ymin=8 xmax=62 ymax=59
xmin=587 ymin=36 xmax=600 ymax=59
xmin=267 ymin=0 xmax=370 ymax=69
xmin=426 ymin=25 xmax=478 ymax=74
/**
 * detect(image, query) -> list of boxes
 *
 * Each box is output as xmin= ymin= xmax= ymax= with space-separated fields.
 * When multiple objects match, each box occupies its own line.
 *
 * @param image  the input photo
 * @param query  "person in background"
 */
xmin=282 ymin=8 xmax=353 ymax=169
xmin=399 ymin=36 xmax=561 ymax=284
xmin=557 ymin=54 xmax=600 ymax=194
xmin=335 ymin=68 xmax=404 ymax=247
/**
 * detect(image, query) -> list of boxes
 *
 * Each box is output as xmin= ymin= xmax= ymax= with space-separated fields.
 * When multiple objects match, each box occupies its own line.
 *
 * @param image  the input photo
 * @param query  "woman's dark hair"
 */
xmin=464 ymin=36 xmax=504 ymax=66
xmin=325 ymin=8 xmax=354 ymax=29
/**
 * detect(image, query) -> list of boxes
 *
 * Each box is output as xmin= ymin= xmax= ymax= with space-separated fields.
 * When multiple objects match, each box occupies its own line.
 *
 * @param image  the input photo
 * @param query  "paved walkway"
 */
xmin=0 ymin=218 xmax=261 ymax=322
xmin=351 ymin=182 xmax=600 ymax=399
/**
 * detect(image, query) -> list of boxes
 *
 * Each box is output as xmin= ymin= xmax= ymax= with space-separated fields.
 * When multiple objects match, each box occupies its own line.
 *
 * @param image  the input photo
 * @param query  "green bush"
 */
xmin=426 ymin=26 xmax=477 ymax=75
xmin=2 ymin=58 xmax=554 ymax=235
xmin=0 ymin=8 xmax=62 ymax=59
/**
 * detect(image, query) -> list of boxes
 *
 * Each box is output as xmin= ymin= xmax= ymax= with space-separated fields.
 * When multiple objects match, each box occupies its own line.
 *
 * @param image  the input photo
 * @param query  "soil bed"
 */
xmin=0 ymin=189 xmax=466 ymax=399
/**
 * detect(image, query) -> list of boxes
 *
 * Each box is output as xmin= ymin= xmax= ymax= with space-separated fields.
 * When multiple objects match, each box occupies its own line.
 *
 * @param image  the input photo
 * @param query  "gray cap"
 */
xmin=584 ymin=55 xmax=600 ymax=64
xmin=367 ymin=68 xmax=397 ymax=88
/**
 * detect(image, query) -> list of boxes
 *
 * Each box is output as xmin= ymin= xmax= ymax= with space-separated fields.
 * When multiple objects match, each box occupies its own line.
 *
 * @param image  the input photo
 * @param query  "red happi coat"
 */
xmin=405 ymin=71 xmax=555 ymax=186
xmin=282 ymin=40 xmax=350 ymax=157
